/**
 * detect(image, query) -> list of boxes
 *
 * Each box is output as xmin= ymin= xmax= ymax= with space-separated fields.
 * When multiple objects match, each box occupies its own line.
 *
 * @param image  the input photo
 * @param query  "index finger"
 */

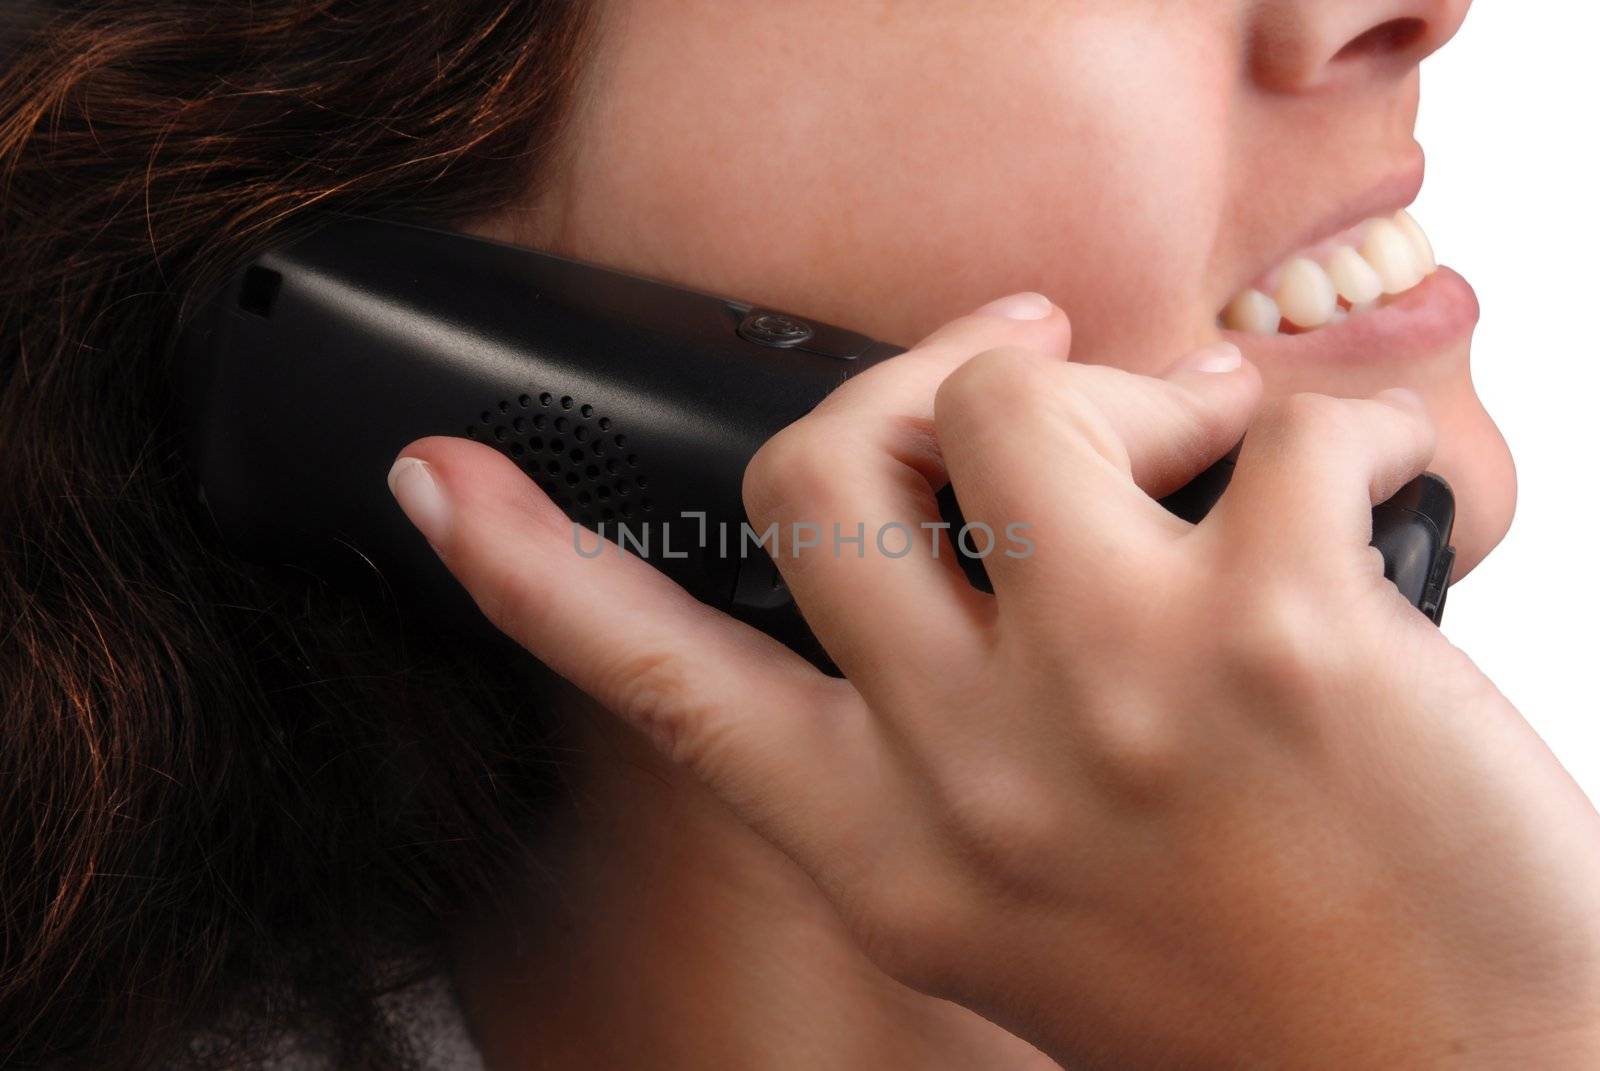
xmin=385 ymin=435 xmax=894 ymax=874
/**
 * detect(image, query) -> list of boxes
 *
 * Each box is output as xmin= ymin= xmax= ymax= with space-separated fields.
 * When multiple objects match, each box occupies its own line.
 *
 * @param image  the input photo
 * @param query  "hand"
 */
xmin=387 ymin=293 xmax=1600 ymax=1069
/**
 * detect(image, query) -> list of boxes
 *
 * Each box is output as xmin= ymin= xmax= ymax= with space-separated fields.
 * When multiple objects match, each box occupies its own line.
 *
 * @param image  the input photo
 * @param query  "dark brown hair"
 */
xmin=0 ymin=2 xmax=597 ymax=1067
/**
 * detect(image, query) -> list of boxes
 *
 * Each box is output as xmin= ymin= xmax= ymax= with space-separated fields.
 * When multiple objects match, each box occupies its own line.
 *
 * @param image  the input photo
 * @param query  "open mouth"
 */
xmin=1214 ymin=202 xmax=1479 ymax=368
xmin=1219 ymin=210 xmax=1437 ymax=335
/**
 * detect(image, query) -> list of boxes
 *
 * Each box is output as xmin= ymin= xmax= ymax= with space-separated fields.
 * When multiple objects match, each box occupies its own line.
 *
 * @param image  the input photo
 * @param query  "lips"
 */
xmin=1212 ymin=155 xmax=1477 ymax=369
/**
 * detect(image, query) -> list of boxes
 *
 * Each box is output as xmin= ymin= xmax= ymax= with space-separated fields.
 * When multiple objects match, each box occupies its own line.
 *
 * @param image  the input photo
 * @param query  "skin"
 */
xmin=481 ymin=0 xmax=1511 ymax=569
xmin=428 ymin=0 xmax=1589 ymax=1067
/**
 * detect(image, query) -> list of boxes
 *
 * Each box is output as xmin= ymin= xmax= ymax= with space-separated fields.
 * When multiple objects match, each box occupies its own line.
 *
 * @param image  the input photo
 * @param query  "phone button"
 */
xmin=732 ymin=306 xmax=874 ymax=360
xmin=738 ymin=311 xmax=814 ymax=349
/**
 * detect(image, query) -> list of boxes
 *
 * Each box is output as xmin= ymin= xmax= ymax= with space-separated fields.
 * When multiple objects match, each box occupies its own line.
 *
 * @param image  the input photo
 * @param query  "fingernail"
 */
xmin=1376 ymin=386 xmax=1427 ymax=412
xmin=387 ymin=456 xmax=452 ymax=545
xmin=975 ymin=292 xmax=1055 ymax=320
xmin=1170 ymin=341 xmax=1243 ymax=375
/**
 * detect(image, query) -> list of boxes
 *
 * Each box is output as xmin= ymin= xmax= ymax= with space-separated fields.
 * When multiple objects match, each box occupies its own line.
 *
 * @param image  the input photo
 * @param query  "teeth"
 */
xmin=1360 ymin=219 xmax=1426 ymax=294
xmin=1326 ymin=246 xmax=1384 ymax=307
xmin=1221 ymin=210 xmax=1439 ymax=337
xmin=1394 ymin=210 xmax=1436 ymax=272
xmin=1274 ymin=258 xmax=1338 ymax=329
xmin=1223 ymin=289 xmax=1282 ymax=334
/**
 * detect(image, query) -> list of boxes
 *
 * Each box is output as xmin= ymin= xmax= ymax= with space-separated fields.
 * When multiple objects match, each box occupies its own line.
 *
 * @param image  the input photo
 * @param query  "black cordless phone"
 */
xmin=177 ymin=217 xmax=1457 ymax=662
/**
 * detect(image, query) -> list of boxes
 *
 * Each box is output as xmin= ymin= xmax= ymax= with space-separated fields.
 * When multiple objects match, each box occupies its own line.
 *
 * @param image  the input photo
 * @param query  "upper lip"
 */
xmin=1223 ymin=150 xmax=1427 ymax=305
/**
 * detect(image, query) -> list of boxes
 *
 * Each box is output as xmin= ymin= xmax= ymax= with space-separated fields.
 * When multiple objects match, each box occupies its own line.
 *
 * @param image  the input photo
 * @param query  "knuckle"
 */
xmin=935 ymin=344 xmax=1054 ymax=428
xmin=1162 ymin=378 xmax=1242 ymax=459
xmin=1069 ymin=698 xmax=1188 ymax=808
xmin=1246 ymin=392 xmax=1365 ymax=479
xmin=936 ymin=765 xmax=1079 ymax=888
xmin=937 ymin=350 xmax=1137 ymax=471
xmin=743 ymin=422 xmax=835 ymax=523
xmin=599 ymin=647 xmax=710 ymax=765
xmin=1045 ymin=370 xmax=1132 ymax=470
xmin=1272 ymin=390 xmax=1358 ymax=446
xmin=1367 ymin=394 xmax=1438 ymax=452
xmin=1262 ymin=391 xmax=1436 ymax=470
xmin=847 ymin=868 xmax=970 ymax=993
xmin=1214 ymin=582 xmax=1341 ymax=711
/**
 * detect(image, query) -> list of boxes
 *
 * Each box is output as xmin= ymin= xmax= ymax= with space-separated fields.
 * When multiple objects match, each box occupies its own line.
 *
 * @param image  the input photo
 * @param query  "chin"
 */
xmin=1223 ymin=259 xmax=1513 ymax=581
xmin=1429 ymin=379 xmax=1517 ymax=579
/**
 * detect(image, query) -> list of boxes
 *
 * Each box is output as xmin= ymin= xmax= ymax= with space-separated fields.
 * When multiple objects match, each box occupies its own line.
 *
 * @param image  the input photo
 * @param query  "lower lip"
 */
xmin=1221 ymin=267 xmax=1479 ymax=367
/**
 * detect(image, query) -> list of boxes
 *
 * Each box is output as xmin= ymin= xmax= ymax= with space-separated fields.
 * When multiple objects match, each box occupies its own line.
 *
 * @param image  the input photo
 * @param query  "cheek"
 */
xmin=999 ymin=17 xmax=1232 ymax=374
xmin=565 ymin=7 xmax=1228 ymax=369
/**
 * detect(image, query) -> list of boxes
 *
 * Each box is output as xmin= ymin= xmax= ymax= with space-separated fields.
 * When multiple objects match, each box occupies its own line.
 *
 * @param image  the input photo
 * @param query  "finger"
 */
xmin=931 ymin=341 xmax=1262 ymax=612
xmin=815 ymin=291 xmax=1075 ymax=419
xmin=1204 ymin=387 xmax=1437 ymax=564
xmin=386 ymin=435 xmax=893 ymax=872
xmin=742 ymin=293 xmax=1073 ymax=692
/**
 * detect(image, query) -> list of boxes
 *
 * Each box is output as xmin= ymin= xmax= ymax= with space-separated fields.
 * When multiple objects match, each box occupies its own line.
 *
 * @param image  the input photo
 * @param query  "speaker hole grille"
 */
xmin=470 ymin=393 xmax=656 ymax=524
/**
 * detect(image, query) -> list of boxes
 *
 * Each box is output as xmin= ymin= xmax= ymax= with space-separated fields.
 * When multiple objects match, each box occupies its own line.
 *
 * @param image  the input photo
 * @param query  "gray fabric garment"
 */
xmin=369 ymin=974 xmax=485 ymax=1071
xmin=178 ymin=974 xmax=486 ymax=1071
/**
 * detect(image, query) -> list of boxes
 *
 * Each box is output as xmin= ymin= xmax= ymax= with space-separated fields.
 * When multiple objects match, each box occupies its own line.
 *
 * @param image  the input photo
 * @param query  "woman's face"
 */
xmin=493 ymin=0 xmax=1510 ymax=571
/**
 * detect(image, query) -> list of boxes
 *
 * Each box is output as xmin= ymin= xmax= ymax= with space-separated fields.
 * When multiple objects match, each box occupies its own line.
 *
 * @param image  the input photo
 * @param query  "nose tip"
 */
xmin=1250 ymin=0 xmax=1472 ymax=93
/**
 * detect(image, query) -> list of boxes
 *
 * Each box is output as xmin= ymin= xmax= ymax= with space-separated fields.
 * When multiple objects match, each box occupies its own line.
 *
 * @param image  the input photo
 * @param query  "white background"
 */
xmin=1414 ymin=4 xmax=1599 ymax=803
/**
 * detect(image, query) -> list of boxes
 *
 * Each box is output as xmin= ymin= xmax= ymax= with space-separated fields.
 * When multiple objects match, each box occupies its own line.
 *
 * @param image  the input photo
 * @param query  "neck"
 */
xmin=451 ymin=692 xmax=1055 ymax=1070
